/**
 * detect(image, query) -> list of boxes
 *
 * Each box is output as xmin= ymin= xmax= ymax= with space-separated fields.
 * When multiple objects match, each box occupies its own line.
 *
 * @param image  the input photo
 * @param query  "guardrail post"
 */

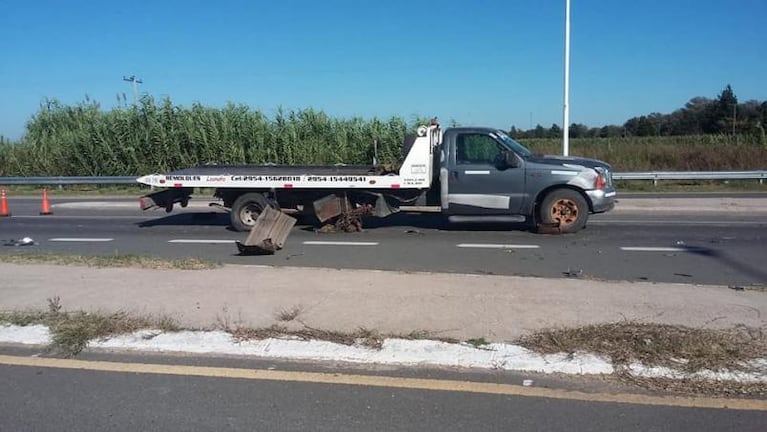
xmin=653 ymin=175 xmax=658 ymax=187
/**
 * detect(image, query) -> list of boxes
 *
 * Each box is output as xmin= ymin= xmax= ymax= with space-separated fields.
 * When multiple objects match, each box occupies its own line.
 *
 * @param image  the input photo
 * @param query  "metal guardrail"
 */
xmin=612 ymin=171 xmax=766 ymax=185
xmin=0 ymin=176 xmax=136 ymax=186
xmin=0 ymin=172 xmax=765 ymax=186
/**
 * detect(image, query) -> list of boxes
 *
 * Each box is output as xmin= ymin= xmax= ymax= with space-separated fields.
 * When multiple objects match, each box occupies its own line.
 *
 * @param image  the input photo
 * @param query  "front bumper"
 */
xmin=586 ymin=188 xmax=616 ymax=213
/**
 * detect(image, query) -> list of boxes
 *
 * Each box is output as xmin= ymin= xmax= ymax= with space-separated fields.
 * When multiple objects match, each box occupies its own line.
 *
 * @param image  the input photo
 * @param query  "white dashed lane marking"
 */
xmin=620 ymin=247 xmax=689 ymax=252
xmin=168 ymin=239 xmax=236 ymax=244
xmin=48 ymin=238 xmax=114 ymax=242
xmin=303 ymin=241 xmax=379 ymax=246
xmin=456 ymin=243 xmax=540 ymax=249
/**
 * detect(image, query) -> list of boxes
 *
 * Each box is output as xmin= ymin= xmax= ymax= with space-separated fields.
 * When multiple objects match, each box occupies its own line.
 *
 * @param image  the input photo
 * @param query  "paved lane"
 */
xmin=0 ymin=350 xmax=764 ymax=432
xmin=1 ymin=196 xmax=766 ymax=286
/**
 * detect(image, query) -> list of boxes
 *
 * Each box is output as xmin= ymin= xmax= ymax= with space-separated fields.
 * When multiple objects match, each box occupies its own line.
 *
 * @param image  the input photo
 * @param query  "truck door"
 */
xmin=446 ymin=131 xmax=526 ymax=215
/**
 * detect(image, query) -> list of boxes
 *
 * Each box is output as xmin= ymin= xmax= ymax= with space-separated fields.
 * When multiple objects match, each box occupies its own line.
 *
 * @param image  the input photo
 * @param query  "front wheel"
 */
xmin=230 ymin=193 xmax=271 ymax=232
xmin=539 ymin=189 xmax=589 ymax=234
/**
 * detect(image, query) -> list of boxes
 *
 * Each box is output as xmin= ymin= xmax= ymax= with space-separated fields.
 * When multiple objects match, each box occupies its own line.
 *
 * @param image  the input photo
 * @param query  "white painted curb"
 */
xmin=2 ymin=325 xmax=766 ymax=383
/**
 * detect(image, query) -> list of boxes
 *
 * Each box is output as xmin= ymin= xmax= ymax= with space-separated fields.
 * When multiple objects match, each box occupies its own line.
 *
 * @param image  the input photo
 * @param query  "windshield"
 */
xmin=492 ymin=130 xmax=533 ymax=158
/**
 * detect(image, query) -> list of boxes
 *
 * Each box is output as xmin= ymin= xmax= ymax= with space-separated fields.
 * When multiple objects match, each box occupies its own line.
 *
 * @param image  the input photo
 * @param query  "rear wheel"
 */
xmin=230 ymin=193 xmax=271 ymax=232
xmin=539 ymin=189 xmax=588 ymax=234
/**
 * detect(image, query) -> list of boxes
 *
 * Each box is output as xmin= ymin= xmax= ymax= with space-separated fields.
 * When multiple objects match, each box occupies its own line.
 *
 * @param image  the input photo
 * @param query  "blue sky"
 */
xmin=1 ymin=0 xmax=765 ymax=139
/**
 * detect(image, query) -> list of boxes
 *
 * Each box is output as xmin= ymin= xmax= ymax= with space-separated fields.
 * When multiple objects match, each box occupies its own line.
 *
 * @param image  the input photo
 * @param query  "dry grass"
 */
xmin=0 ymin=253 xmax=219 ymax=270
xmin=617 ymin=373 xmax=767 ymax=397
xmin=230 ymin=325 xmax=384 ymax=349
xmin=275 ymin=306 xmax=302 ymax=322
xmin=517 ymin=322 xmax=767 ymax=373
xmin=0 ymin=297 xmax=179 ymax=356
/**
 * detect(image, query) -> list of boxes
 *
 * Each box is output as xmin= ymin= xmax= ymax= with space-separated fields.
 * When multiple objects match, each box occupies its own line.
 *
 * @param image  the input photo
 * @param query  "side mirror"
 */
xmin=497 ymin=151 xmax=519 ymax=170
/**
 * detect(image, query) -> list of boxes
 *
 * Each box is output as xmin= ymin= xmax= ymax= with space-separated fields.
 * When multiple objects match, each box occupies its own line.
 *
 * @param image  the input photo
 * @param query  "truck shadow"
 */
xmin=299 ymin=213 xmax=534 ymax=232
xmin=681 ymin=245 xmax=767 ymax=283
xmin=138 ymin=210 xmax=534 ymax=233
xmin=136 ymin=212 xmax=230 ymax=228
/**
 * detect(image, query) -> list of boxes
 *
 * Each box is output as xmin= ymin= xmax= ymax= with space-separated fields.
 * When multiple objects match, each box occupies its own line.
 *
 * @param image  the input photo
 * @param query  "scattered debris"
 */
xmin=674 ymin=273 xmax=693 ymax=278
xmin=729 ymin=285 xmax=746 ymax=291
xmin=522 ymin=379 xmax=534 ymax=387
xmin=675 ymin=240 xmax=686 ymax=246
xmin=236 ymin=208 xmax=297 ymax=255
xmin=563 ymin=268 xmax=583 ymax=278
xmin=3 ymin=237 xmax=37 ymax=247
xmin=404 ymin=229 xmax=424 ymax=235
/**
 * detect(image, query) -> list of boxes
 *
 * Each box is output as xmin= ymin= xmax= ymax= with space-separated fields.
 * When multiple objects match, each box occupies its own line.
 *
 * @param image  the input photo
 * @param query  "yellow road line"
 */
xmin=0 ymin=354 xmax=765 ymax=411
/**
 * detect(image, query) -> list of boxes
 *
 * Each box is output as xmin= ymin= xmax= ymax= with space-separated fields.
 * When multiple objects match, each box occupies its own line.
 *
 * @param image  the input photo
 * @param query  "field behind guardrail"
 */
xmin=1 ymin=97 xmax=766 ymax=176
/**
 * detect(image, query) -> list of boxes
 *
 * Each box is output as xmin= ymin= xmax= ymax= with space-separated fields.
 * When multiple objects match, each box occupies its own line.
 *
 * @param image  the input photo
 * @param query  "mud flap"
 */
xmin=140 ymin=188 xmax=192 ymax=212
xmin=235 ymin=207 xmax=297 ymax=255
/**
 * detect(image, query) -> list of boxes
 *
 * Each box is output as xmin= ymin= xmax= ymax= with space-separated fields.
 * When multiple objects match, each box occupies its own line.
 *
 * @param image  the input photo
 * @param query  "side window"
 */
xmin=455 ymin=133 xmax=504 ymax=165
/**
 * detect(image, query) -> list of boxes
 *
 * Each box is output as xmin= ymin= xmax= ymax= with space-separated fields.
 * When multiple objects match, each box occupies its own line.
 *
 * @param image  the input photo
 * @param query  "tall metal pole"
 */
xmin=122 ymin=75 xmax=143 ymax=104
xmin=563 ymin=0 xmax=571 ymax=156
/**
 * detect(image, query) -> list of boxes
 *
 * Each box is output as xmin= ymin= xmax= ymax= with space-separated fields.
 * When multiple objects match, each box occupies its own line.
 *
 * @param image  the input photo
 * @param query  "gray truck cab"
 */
xmin=440 ymin=127 xmax=616 ymax=233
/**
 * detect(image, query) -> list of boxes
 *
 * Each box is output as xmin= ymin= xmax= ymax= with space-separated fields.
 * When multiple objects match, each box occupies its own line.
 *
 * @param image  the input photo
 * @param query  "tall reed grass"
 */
xmin=1 ymin=97 xmax=765 ymax=176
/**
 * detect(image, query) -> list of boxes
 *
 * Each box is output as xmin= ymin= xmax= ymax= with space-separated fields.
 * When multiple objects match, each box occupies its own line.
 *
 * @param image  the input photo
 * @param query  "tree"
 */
xmin=508 ymin=126 xmax=523 ymax=139
xmin=712 ymin=84 xmax=738 ymax=134
xmin=569 ymin=123 xmax=589 ymax=138
xmin=599 ymin=125 xmax=622 ymax=138
xmin=549 ymin=123 xmax=562 ymax=138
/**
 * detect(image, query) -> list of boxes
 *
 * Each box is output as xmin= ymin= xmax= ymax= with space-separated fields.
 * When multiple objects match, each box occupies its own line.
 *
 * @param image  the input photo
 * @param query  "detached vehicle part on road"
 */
xmin=137 ymin=122 xmax=616 ymax=233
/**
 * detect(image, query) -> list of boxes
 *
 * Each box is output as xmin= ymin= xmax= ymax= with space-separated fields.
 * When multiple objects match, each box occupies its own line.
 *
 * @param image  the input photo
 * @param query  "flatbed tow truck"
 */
xmin=137 ymin=121 xmax=616 ymax=233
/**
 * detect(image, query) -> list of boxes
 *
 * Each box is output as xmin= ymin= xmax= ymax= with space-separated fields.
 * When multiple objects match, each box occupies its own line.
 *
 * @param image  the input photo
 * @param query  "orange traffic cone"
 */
xmin=0 ymin=189 xmax=10 ymax=217
xmin=40 ymin=188 xmax=52 ymax=215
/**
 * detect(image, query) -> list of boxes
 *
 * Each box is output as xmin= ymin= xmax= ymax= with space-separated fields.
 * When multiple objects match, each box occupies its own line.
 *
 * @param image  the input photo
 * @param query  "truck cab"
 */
xmin=436 ymin=127 xmax=615 ymax=232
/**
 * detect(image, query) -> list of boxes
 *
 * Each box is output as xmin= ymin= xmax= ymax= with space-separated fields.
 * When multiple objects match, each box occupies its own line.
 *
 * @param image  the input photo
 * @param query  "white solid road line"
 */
xmin=620 ymin=247 xmax=688 ymax=252
xmin=457 ymin=243 xmax=540 ymax=249
xmin=303 ymin=241 xmax=379 ymax=246
xmin=48 ymin=238 xmax=114 ymax=242
xmin=168 ymin=239 xmax=236 ymax=244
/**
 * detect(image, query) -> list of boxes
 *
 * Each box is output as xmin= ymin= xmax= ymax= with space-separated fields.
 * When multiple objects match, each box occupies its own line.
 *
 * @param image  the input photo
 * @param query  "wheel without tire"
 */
xmin=539 ymin=189 xmax=588 ymax=234
xmin=230 ymin=193 xmax=271 ymax=232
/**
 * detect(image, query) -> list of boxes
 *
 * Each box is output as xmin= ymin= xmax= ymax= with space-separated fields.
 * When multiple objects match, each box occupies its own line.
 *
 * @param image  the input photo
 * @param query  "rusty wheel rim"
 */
xmin=550 ymin=198 xmax=579 ymax=227
xmin=239 ymin=205 xmax=260 ymax=227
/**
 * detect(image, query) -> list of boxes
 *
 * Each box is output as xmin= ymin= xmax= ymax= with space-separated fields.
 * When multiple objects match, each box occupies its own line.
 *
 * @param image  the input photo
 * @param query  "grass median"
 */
xmin=0 ymin=252 xmax=219 ymax=270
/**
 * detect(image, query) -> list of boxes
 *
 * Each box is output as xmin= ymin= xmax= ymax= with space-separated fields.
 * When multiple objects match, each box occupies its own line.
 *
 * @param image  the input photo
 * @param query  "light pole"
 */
xmin=563 ymin=0 xmax=571 ymax=156
xmin=122 ymin=75 xmax=143 ymax=104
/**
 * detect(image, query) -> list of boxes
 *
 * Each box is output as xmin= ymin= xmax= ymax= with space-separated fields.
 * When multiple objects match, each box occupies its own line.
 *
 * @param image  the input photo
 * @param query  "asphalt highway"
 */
xmin=0 ymin=347 xmax=764 ymax=432
xmin=1 ymin=195 xmax=766 ymax=286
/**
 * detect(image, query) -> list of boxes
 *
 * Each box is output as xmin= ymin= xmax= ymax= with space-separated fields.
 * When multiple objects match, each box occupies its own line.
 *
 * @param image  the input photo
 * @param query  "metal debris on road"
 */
xmin=563 ymin=268 xmax=583 ymax=278
xmin=3 ymin=237 xmax=37 ymax=247
xmin=236 ymin=208 xmax=297 ymax=255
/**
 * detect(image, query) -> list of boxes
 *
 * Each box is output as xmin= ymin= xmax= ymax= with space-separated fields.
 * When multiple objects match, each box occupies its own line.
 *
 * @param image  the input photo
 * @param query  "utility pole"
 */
xmin=122 ymin=75 xmax=143 ymax=104
xmin=562 ymin=0 xmax=571 ymax=156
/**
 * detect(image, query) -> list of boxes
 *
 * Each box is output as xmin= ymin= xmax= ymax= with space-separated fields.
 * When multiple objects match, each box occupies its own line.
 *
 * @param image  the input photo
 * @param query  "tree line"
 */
xmin=509 ymin=85 xmax=767 ymax=139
